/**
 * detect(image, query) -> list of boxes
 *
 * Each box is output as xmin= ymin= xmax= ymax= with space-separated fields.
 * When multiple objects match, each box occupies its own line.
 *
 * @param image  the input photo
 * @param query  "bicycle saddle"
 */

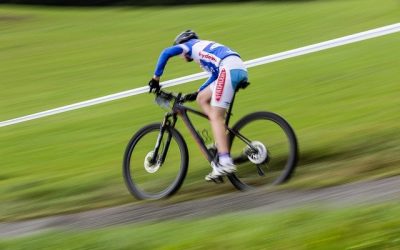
xmin=236 ymin=80 xmax=250 ymax=91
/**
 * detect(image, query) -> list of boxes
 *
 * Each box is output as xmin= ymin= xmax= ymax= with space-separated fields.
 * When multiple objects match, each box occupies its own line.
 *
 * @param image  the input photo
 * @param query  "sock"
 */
xmin=218 ymin=153 xmax=233 ymax=165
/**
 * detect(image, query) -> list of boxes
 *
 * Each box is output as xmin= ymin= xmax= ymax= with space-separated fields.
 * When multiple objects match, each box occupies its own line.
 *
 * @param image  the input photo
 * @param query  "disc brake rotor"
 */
xmin=244 ymin=141 xmax=268 ymax=164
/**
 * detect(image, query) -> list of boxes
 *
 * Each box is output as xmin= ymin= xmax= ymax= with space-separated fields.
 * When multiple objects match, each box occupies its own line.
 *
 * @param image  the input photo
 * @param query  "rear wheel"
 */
xmin=123 ymin=123 xmax=189 ymax=199
xmin=227 ymin=112 xmax=298 ymax=190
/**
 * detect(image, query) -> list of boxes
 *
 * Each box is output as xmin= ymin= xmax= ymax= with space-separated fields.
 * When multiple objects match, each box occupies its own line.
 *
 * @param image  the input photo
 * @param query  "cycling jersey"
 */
xmin=154 ymin=39 xmax=241 ymax=91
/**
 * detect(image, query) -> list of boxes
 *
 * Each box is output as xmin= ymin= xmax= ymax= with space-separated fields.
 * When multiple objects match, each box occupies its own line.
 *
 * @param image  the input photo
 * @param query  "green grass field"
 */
xmin=1 ymin=0 xmax=400 ymax=225
xmin=2 ymin=203 xmax=400 ymax=249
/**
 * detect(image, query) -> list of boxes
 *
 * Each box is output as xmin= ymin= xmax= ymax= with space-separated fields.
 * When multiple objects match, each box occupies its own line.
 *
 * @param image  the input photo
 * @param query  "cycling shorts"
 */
xmin=209 ymin=56 xmax=248 ymax=109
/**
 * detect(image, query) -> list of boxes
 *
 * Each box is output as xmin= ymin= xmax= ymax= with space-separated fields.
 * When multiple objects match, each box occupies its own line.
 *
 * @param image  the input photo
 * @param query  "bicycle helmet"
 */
xmin=173 ymin=30 xmax=199 ymax=45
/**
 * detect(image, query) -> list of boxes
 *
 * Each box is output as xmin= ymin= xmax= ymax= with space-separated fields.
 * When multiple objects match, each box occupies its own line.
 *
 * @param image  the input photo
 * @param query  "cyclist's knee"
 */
xmin=197 ymin=90 xmax=210 ymax=106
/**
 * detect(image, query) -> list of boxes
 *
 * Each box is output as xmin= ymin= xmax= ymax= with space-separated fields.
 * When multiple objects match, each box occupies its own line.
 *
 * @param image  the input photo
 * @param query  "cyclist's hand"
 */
xmin=183 ymin=91 xmax=198 ymax=102
xmin=148 ymin=78 xmax=160 ymax=93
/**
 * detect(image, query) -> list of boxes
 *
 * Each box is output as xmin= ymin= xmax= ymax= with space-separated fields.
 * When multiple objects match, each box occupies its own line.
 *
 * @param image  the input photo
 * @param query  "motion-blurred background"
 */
xmin=1 ymin=0 xmax=399 ymax=249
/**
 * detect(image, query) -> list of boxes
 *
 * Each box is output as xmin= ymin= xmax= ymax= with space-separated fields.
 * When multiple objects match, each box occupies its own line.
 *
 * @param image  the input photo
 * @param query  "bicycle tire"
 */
xmin=227 ymin=111 xmax=298 ymax=190
xmin=123 ymin=123 xmax=189 ymax=200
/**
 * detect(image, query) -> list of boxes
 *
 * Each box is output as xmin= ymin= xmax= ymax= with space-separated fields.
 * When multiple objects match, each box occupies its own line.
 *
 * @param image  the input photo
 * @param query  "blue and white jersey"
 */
xmin=180 ymin=39 xmax=239 ymax=74
xmin=154 ymin=39 xmax=240 ymax=91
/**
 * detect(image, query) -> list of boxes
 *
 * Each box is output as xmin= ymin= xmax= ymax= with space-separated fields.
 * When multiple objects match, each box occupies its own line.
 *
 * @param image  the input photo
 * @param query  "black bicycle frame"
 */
xmin=177 ymin=105 xmax=214 ymax=162
xmin=152 ymin=90 xmax=256 ymax=165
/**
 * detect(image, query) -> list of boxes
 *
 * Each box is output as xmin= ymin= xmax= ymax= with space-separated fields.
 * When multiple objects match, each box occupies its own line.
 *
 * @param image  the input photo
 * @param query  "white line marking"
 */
xmin=1 ymin=23 xmax=399 ymax=128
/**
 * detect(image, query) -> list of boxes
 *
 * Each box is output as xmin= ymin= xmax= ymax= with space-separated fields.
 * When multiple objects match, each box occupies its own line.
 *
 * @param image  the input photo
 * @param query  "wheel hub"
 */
xmin=244 ymin=141 xmax=268 ymax=164
xmin=144 ymin=151 xmax=161 ymax=173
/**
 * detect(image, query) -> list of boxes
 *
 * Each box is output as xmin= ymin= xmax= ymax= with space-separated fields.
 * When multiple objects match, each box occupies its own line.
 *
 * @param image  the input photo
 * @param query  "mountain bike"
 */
xmin=123 ymin=81 xmax=298 ymax=200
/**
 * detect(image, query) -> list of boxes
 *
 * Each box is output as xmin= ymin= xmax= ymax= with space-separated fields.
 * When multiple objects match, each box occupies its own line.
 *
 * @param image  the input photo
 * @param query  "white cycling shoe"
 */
xmin=205 ymin=162 xmax=237 ymax=181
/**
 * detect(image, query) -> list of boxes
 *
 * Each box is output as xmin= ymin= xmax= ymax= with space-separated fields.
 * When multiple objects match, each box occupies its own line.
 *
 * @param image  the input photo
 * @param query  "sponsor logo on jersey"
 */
xmin=215 ymin=69 xmax=226 ymax=102
xmin=198 ymin=51 xmax=217 ymax=62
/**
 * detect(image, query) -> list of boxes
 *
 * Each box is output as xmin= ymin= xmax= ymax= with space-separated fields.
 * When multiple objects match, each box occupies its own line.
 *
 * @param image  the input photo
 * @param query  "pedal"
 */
xmin=212 ymin=176 xmax=224 ymax=184
xmin=206 ymin=176 xmax=224 ymax=184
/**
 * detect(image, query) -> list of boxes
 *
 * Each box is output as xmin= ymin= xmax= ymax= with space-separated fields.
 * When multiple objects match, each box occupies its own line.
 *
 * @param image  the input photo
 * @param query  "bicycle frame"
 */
xmin=176 ymin=104 xmax=215 ymax=162
xmin=151 ymin=88 xmax=256 ymax=165
xmin=124 ymin=81 xmax=299 ymax=199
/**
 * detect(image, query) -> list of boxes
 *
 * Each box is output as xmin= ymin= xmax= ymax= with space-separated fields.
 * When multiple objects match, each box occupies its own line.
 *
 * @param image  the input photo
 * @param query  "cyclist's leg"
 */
xmin=197 ymin=86 xmax=230 ymax=154
xmin=196 ymin=86 xmax=213 ymax=116
xmin=199 ymin=58 xmax=248 ymax=180
xmin=200 ymin=67 xmax=237 ymax=181
xmin=210 ymin=67 xmax=234 ymax=162
xmin=197 ymin=69 xmax=232 ymax=156
xmin=209 ymin=106 xmax=230 ymax=154
xmin=197 ymin=78 xmax=234 ymax=180
xmin=208 ymin=59 xmax=248 ymax=175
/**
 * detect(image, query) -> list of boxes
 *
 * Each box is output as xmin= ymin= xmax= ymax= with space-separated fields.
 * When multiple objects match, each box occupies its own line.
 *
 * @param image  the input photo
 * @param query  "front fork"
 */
xmin=150 ymin=113 xmax=177 ymax=165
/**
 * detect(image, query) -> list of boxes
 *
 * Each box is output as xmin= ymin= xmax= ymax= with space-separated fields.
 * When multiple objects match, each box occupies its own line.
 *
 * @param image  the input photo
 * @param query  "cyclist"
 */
xmin=148 ymin=30 xmax=248 ymax=181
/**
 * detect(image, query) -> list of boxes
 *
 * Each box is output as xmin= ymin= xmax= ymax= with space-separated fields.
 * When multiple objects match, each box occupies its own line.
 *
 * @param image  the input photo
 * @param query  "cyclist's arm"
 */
xmin=154 ymin=45 xmax=184 ymax=78
xmin=199 ymin=73 xmax=218 ymax=91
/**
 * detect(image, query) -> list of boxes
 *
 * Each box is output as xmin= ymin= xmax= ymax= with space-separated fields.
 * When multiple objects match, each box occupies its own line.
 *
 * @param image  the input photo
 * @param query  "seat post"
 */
xmin=225 ymin=90 xmax=238 ymax=127
xmin=225 ymin=81 xmax=249 ymax=127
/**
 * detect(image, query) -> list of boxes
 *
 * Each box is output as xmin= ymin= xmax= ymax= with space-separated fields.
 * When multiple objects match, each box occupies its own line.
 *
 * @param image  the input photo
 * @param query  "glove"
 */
xmin=183 ymin=92 xmax=198 ymax=102
xmin=148 ymin=78 xmax=160 ymax=93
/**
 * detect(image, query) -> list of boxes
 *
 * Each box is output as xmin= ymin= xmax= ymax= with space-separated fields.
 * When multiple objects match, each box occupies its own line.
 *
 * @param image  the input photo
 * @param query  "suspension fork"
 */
xmin=151 ymin=113 xmax=177 ymax=165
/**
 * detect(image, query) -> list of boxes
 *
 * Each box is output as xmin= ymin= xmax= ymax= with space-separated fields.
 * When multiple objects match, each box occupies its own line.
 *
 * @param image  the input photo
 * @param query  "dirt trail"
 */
xmin=1 ymin=176 xmax=399 ymax=238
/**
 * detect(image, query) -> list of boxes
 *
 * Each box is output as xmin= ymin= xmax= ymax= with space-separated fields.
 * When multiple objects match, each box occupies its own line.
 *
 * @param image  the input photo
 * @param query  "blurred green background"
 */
xmin=1 ymin=0 xmax=399 ymax=248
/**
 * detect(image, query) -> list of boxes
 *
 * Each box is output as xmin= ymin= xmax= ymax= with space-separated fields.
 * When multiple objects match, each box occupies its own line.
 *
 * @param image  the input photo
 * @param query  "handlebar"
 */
xmin=156 ymin=89 xmax=180 ymax=101
xmin=153 ymin=88 xmax=186 ymax=110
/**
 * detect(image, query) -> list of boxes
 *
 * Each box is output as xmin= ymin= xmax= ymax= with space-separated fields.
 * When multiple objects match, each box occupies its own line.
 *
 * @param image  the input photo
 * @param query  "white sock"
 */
xmin=218 ymin=153 xmax=233 ymax=165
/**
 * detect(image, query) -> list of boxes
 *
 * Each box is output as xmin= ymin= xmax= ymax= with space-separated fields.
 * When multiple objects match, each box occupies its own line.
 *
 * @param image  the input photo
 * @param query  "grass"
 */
xmin=1 ymin=203 xmax=400 ymax=249
xmin=0 ymin=0 xmax=400 ymax=221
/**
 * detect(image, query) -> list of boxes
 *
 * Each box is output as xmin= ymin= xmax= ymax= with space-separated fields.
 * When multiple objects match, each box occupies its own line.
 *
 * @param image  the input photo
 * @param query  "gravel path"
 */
xmin=1 ymin=176 xmax=399 ymax=238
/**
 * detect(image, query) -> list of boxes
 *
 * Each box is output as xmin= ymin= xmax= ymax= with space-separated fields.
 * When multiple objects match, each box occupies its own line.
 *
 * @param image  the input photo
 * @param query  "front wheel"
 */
xmin=227 ymin=112 xmax=298 ymax=190
xmin=123 ymin=123 xmax=189 ymax=200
